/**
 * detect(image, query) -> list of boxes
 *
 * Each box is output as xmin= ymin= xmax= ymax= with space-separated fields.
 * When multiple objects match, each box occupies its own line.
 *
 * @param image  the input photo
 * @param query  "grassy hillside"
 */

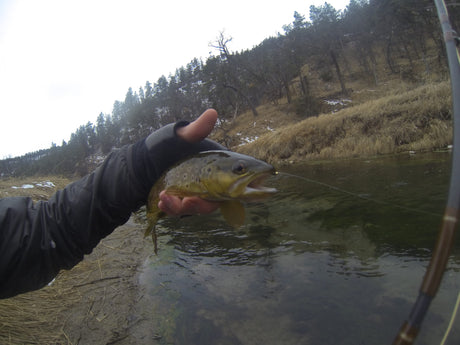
xmin=212 ymin=79 xmax=452 ymax=164
xmin=0 ymin=176 xmax=71 ymax=200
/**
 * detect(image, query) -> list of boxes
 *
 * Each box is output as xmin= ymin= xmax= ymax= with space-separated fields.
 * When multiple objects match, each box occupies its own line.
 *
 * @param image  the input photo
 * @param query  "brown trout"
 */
xmin=145 ymin=150 xmax=277 ymax=252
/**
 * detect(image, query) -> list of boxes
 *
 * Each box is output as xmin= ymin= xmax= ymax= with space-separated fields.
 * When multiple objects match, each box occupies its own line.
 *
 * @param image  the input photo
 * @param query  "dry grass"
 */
xmin=0 ymin=273 xmax=82 ymax=344
xmin=0 ymin=176 xmax=148 ymax=345
xmin=237 ymin=80 xmax=452 ymax=163
xmin=211 ymin=98 xmax=301 ymax=148
xmin=0 ymin=222 xmax=147 ymax=345
xmin=0 ymin=176 xmax=72 ymax=201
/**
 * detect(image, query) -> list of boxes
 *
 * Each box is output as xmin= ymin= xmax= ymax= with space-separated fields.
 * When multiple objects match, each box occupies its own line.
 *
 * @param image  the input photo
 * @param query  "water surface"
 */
xmin=139 ymin=152 xmax=460 ymax=345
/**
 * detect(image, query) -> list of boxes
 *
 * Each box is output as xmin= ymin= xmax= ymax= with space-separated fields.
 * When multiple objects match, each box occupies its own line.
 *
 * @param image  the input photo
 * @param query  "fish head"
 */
xmin=200 ymin=151 xmax=277 ymax=201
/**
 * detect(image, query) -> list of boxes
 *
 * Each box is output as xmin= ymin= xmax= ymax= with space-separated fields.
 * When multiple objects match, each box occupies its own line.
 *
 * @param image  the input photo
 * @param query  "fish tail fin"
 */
xmin=145 ymin=210 xmax=165 ymax=254
xmin=151 ymin=226 xmax=158 ymax=255
xmin=144 ymin=218 xmax=155 ymax=237
xmin=145 ymin=220 xmax=158 ymax=254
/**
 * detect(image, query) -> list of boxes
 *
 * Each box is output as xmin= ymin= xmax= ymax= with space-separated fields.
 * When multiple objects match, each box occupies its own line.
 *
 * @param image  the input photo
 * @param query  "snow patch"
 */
xmin=36 ymin=181 xmax=55 ymax=188
xmin=12 ymin=184 xmax=34 ymax=189
xmin=324 ymin=98 xmax=352 ymax=106
xmin=238 ymin=136 xmax=259 ymax=146
xmin=47 ymin=278 xmax=56 ymax=286
xmin=12 ymin=181 xmax=55 ymax=189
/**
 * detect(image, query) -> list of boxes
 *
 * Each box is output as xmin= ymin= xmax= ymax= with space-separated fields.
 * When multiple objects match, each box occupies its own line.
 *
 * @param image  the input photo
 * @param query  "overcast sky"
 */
xmin=0 ymin=0 xmax=348 ymax=159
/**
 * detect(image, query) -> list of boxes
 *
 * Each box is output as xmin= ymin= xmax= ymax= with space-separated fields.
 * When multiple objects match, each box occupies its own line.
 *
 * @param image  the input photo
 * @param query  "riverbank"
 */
xmin=0 ymin=218 xmax=153 ymax=345
xmin=0 ymin=177 xmax=156 ymax=344
xmin=212 ymin=80 xmax=453 ymax=165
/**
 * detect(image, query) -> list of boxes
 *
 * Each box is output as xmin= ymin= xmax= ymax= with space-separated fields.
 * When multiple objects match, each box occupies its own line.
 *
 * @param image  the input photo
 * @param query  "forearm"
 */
xmin=0 ymin=144 xmax=138 ymax=298
xmin=0 ymin=121 xmax=225 ymax=298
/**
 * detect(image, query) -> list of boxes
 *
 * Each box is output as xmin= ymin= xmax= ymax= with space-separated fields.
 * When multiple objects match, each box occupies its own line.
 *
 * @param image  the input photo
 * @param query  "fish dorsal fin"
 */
xmin=220 ymin=201 xmax=245 ymax=227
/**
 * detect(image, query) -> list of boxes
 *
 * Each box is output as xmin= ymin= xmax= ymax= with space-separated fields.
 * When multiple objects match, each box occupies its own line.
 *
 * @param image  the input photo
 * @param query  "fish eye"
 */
xmin=232 ymin=161 xmax=247 ymax=175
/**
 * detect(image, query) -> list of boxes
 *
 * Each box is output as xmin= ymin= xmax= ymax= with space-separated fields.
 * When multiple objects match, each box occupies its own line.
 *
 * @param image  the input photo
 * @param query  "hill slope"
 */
xmin=212 ymin=80 xmax=452 ymax=164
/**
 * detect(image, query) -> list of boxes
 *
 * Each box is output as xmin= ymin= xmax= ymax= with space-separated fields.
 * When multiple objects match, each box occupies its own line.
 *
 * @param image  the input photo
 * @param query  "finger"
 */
xmin=181 ymin=197 xmax=220 ymax=215
xmin=176 ymin=108 xmax=218 ymax=143
xmin=158 ymin=192 xmax=183 ymax=216
xmin=158 ymin=192 xmax=220 ymax=216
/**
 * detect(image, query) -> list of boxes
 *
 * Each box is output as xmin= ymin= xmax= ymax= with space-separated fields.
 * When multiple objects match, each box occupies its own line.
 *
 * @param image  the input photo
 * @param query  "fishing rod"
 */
xmin=392 ymin=1 xmax=460 ymax=344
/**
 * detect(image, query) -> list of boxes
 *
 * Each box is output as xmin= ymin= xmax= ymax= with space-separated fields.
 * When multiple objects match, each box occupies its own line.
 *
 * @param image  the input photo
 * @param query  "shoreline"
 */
xmin=216 ymin=81 xmax=452 ymax=165
xmin=0 ymin=149 xmax=454 ymax=344
xmin=0 ymin=219 xmax=154 ymax=345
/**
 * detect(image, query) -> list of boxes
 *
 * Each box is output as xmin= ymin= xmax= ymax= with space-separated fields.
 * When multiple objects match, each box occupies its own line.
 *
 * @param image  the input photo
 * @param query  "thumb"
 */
xmin=177 ymin=109 xmax=218 ymax=143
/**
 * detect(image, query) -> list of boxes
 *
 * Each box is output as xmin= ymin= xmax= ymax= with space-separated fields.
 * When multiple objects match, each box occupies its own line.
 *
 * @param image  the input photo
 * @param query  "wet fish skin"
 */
xmin=145 ymin=150 xmax=277 ymax=252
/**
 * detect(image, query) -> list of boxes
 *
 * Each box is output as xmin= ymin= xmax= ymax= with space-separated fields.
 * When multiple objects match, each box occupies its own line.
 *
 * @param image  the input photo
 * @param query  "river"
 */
xmin=139 ymin=152 xmax=460 ymax=345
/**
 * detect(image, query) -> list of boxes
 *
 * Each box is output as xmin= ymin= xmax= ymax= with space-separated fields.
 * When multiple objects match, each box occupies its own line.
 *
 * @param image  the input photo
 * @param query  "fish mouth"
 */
xmin=231 ymin=170 xmax=278 ymax=200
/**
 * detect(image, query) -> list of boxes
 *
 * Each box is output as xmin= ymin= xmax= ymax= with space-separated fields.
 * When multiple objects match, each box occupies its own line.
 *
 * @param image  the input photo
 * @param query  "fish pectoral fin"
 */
xmin=220 ymin=201 xmax=245 ymax=227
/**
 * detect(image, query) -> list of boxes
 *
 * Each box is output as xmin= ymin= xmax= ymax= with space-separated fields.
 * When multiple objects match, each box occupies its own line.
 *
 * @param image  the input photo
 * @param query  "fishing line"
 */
xmin=278 ymin=171 xmax=442 ymax=218
xmin=439 ymin=290 xmax=460 ymax=345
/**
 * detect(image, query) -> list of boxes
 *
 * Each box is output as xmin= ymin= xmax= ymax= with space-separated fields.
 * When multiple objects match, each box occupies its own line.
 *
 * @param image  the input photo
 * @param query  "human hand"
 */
xmin=158 ymin=109 xmax=221 ymax=216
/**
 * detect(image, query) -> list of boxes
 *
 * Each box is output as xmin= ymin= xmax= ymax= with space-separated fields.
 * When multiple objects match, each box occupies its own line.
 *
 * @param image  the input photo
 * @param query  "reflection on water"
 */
xmin=139 ymin=153 xmax=460 ymax=345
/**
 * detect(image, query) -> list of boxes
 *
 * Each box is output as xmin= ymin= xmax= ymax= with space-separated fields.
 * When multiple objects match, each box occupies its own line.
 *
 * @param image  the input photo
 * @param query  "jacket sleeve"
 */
xmin=0 ymin=121 xmax=225 ymax=299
